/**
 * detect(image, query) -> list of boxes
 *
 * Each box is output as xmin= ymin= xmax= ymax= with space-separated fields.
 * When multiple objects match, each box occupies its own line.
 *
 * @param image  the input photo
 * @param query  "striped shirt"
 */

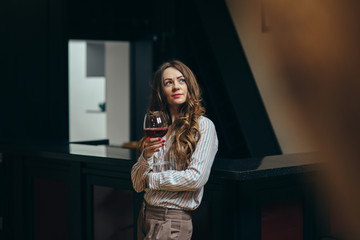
xmin=131 ymin=116 xmax=218 ymax=211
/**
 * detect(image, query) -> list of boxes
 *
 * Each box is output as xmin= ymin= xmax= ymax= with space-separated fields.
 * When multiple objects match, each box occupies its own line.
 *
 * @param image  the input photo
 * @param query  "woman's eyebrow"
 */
xmin=163 ymin=75 xmax=183 ymax=81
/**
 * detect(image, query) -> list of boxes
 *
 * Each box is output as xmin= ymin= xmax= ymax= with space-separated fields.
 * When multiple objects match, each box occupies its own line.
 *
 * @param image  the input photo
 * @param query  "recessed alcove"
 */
xmin=68 ymin=38 xmax=153 ymax=148
xmin=68 ymin=40 xmax=130 ymax=147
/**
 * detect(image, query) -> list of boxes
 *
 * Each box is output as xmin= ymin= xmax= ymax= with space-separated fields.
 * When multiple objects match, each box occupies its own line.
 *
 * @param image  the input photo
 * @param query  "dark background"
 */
xmin=0 ymin=0 xmax=281 ymax=158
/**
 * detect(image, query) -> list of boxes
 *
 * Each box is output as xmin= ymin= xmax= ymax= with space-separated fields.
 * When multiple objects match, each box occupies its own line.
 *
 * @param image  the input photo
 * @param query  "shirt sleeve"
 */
xmin=131 ymin=151 xmax=153 ymax=193
xmin=148 ymin=117 xmax=218 ymax=192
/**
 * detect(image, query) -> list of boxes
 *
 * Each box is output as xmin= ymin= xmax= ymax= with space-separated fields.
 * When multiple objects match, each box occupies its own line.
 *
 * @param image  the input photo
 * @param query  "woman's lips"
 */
xmin=173 ymin=94 xmax=182 ymax=98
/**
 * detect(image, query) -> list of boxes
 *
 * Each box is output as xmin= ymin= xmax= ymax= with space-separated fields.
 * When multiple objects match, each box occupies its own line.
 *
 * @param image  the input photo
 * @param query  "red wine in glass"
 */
xmin=144 ymin=128 xmax=168 ymax=138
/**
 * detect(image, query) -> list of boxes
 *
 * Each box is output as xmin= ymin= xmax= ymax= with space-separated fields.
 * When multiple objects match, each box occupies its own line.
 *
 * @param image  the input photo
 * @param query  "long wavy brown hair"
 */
xmin=138 ymin=60 xmax=205 ymax=168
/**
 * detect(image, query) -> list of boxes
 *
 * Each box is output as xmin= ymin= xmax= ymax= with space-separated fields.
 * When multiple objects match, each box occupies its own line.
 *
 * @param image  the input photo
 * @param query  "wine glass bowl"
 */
xmin=143 ymin=111 xmax=168 ymax=138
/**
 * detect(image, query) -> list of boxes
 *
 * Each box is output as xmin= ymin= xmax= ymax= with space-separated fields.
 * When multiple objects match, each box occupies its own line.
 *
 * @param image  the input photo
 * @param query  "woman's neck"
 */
xmin=169 ymin=106 xmax=180 ymax=123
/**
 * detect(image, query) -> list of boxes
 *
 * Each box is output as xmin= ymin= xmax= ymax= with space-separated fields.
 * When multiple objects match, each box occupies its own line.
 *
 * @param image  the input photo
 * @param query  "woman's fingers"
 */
xmin=144 ymin=138 xmax=165 ymax=148
xmin=143 ymin=137 xmax=165 ymax=158
xmin=146 ymin=142 xmax=164 ymax=151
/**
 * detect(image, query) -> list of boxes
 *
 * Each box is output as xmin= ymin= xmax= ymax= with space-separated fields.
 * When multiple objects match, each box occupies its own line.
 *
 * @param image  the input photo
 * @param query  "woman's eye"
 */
xmin=165 ymin=81 xmax=172 ymax=85
xmin=179 ymin=79 xmax=186 ymax=83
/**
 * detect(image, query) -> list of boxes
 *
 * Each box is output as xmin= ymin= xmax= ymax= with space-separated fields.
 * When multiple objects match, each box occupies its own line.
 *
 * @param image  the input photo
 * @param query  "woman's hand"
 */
xmin=143 ymin=137 xmax=165 ymax=159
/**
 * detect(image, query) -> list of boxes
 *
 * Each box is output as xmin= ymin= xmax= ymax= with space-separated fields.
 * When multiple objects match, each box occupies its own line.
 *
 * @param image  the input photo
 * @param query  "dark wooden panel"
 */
xmin=93 ymin=186 xmax=134 ymax=240
xmin=192 ymin=200 xmax=212 ymax=240
xmin=33 ymin=177 xmax=68 ymax=240
xmin=0 ymin=153 xmax=4 ymax=238
xmin=85 ymin=175 xmax=136 ymax=240
xmin=261 ymin=199 xmax=303 ymax=240
xmin=4 ymin=154 xmax=25 ymax=240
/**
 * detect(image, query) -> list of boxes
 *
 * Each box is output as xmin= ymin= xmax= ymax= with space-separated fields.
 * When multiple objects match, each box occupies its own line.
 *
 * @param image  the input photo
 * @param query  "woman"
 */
xmin=131 ymin=60 xmax=218 ymax=240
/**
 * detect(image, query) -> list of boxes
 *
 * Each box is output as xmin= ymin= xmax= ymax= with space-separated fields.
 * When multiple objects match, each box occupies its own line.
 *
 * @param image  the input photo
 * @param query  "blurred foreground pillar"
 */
xmin=268 ymin=0 xmax=360 ymax=238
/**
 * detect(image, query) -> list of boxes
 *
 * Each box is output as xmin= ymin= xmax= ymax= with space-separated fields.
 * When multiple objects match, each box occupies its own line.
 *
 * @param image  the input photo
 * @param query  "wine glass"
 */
xmin=143 ymin=111 xmax=168 ymax=138
xmin=143 ymin=111 xmax=169 ymax=172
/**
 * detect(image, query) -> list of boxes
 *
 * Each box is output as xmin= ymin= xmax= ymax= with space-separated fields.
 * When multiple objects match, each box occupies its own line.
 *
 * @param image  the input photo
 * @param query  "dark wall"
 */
xmin=1 ymin=0 xmax=67 ymax=143
xmin=66 ymin=0 xmax=152 ymax=41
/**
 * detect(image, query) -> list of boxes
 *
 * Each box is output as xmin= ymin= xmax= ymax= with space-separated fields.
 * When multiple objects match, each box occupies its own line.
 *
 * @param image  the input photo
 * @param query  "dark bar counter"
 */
xmin=0 ymin=143 xmax=327 ymax=240
xmin=0 ymin=142 xmax=320 ymax=180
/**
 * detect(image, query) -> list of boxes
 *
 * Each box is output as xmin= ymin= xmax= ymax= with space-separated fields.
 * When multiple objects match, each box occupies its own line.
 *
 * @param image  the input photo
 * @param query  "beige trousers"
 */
xmin=137 ymin=202 xmax=193 ymax=240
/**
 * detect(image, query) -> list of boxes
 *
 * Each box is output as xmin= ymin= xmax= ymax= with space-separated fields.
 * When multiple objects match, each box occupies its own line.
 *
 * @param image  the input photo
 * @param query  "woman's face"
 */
xmin=162 ymin=67 xmax=188 ymax=110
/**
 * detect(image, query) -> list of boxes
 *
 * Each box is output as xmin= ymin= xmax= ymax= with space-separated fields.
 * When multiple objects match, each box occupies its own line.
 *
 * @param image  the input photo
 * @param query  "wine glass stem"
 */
xmin=163 ymin=137 xmax=166 ymax=157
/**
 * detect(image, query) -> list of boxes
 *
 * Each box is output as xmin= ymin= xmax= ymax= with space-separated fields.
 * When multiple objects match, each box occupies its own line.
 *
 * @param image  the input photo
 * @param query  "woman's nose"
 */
xmin=172 ymin=81 xmax=180 ymax=90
